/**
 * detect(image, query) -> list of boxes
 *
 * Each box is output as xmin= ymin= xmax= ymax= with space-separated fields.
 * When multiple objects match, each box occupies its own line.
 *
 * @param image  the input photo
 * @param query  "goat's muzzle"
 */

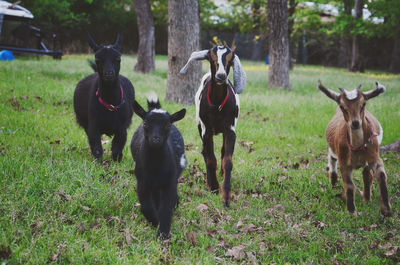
xmin=103 ymin=70 xmax=116 ymax=81
xmin=215 ymin=73 xmax=227 ymax=84
xmin=351 ymin=120 xmax=361 ymax=130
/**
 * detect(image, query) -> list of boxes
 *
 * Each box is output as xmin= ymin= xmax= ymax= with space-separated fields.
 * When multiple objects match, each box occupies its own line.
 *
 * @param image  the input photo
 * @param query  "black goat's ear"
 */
xmin=133 ymin=100 xmax=147 ymax=120
xmin=170 ymin=109 xmax=186 ymax=123
xmin=87 ymin=33 xmax=100 ymax=52
xmin=114 ymin=33 xmax=123 ymax=51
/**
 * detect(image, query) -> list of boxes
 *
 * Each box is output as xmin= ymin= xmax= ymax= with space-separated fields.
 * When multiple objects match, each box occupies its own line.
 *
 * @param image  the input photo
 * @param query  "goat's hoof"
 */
xmin=157 ymin=231 xmax=171 ymax=240
xmin=222 ymin=201 xmax=230 ymax=208
xmin=381 ymin=208 xmax=392 ymax=217
xmin=348 ymin=211 xmax=357 ymax=217
xmin=112 ymin=153 xmax=123 ymax=162
xmin=93 ymin=157 xmax=103 ymax=163
xmin=210 ymin=187 xmax=220 ymax=194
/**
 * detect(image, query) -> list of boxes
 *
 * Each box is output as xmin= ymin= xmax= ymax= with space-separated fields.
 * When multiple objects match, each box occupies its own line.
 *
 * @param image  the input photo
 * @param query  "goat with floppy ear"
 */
xmin=73 ymin=33 xmax=135 ymax=161
xmin=130 ymin=93 xmax=186 ymax=239
xmin=180 ymin=45 xmax=246 ymax=207
xmin=318 ymin=80 xmax=391 ymax=217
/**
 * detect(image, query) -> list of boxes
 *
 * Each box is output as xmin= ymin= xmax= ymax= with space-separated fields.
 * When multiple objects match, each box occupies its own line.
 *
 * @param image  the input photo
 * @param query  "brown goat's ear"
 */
xmin=87 ymin=33 xmax=100 ymax=52
xmin=170 ymin=109 xmax=186 ymax=123
xmin=114 ymin=33 xmax=123 ymax=51
xmin=318 ymin=80 xmax=340 ymax=102
xmin=133 ymin=100 xmax=147 ymax=120
xmin=364 ymin=82 xmax=386 ymax=100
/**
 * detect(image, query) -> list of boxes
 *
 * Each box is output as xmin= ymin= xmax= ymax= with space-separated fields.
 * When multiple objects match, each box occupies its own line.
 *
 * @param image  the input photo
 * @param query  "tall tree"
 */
xmin=338 ymin=0 xmax=352 ymax=68
xmin=267 ymin=0 xmax=291 ymax=90
xmin=349 ymin=0 xmax=363 ymax=72
xmin=166 ymin=0 xmax=201 ymax=105
xmin=132 ymin=0 xmax=155 ymax=73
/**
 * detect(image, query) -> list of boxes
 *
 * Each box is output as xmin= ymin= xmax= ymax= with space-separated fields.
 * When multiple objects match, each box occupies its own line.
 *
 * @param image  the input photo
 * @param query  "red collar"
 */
xmin=207 ymin=83 xmax=229 ymax=111
xmin=96 ymin=85 xmax=125 ymax=112
xmin=347 ymin=117 xmax=378 ymax=151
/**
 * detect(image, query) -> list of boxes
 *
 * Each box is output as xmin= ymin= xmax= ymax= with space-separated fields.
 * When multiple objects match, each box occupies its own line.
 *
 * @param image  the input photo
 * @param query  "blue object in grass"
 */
xmin=265 ymin=55 xmax=269 ymax=65
xmin=0 ymin=50 xmax=14 ymax=61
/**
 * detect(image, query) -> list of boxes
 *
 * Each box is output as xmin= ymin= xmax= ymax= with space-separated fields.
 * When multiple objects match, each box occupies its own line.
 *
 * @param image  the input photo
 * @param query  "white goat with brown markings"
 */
xmin=318 ymin=80 xmax=392 ymax=217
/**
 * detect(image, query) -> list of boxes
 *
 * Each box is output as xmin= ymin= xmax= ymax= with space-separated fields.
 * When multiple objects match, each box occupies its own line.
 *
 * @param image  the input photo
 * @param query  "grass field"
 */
xmin=1 ymin=55 xmax=400 ymax=264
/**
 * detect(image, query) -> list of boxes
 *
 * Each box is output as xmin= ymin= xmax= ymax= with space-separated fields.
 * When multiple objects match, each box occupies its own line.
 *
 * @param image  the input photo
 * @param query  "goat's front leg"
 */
xmin=137 ymin=182 xmax=159 ymax=226
xmin=339 ymin=164 xmax=356 ymax=216
xmin=88 ymin=125 xmax=103 ymax=161
xmin=157 ymin=184 xmax=177 ymax=240
xmin=373 ymin=159 xmax=392 ymax=217
xmin=221 ymin=129 xmax=236 ymax=207
xmin=201 ymin=131 xmax=219 ymax=192
xmin=111 ymin=129 xmax=127 ymax=162
xmin=362 ymin=166 xmax=373 ymax=202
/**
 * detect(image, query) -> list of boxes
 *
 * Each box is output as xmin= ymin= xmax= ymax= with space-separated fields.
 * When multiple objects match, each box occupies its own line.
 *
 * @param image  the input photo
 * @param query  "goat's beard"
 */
xmin=349 ymin=126 xmax=364 ymax=147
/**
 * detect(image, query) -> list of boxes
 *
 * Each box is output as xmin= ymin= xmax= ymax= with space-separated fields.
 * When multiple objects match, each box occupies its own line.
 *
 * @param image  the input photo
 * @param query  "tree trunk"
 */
xmin=349 ymin=0 xmax=363 ymax=72
xmin=338 ymin=0 xmax=352 ymax=68
xmin=166 ymin=0 xmax=201 ymax=105
xmin=133 ymin=0 xmax=155 ymax=73
xmin=288 ymin=0 xmax=297 ymax=70
xmin=380 ymin=139 xmax=400 ymax=152
xmin=267 ymin=0 xmax=291 ymax=90
xmin=389 ymin=27 xmax=400 ymax=73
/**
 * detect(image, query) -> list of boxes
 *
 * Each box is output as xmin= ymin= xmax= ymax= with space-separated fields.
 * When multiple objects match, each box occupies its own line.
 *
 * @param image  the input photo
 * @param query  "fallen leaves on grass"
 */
xmin=313 ymin=220 xmax=326 ymax=230
xmin=186 ymin=231 xmax=197 ymax=247
xmin=30 ymin=217 xmax=43 ymax=234
xmin=56 ymin=191 xmax=71 ymax=201
xmin=184 ymin=143 xmax=194 ymax=151
xmin=246 ymin=251 xmax=258 ymax=264
xmin=81 ymin=205 xmax=91 ymax=211
xmin=76 ymin=222 xmax=87 ymax=233
xmin=9 ymin=98 xmax=21 ymax=111
xmin=362 ymin=223 xmax=377 ymax=231
xmin=379 ymin=243 xmax=400 ymax=260
xmin=124 ymin=228 xmax=137 ymax=245
xmin=239 ymin=140 xmax=255 ymax=153
xmin=226 ymin=245 xmax=246 ymax=260
xmin=196 ymin=203 xmax=209 ymax=212
xmin=49 ymin=140 xmax=61 ymax=145
xmin=49 ymin=244 xmax=65 ymax=263
xmin=259 ymin=241 xmax=266 ymax=255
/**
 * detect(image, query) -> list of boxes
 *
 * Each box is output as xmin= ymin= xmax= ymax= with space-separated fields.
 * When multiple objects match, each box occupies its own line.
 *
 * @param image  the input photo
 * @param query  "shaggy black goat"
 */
xmin=130 ymin=93 xmax=186 ymax=239
xmin=74 ymin=34 xmax=135 ymax=161
xmin=180 ymin=45 xmax=246 ymax=207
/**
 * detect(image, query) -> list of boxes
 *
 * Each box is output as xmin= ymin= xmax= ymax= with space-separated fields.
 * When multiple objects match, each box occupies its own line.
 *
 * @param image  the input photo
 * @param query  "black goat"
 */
xmin=73 ymin=34 xmax=135 ymax=161
xmin=130 ymin=93 xmax=186 ymax=239
xmin=180 ymin=45 xmax=246 ymax=207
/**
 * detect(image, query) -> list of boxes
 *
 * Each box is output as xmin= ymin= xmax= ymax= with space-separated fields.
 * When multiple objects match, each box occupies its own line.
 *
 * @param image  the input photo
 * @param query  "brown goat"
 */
xmin=318 ymin=80 xmax=392 ymax=217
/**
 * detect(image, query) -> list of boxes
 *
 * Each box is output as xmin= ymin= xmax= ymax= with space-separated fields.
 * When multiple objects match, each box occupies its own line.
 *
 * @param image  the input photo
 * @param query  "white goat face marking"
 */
xmin=343 ymin=89 xmax=358 ymax=100
xmin=180 ymin=154 xmax=186 ymax=169
xmin=216 ymin=47 xmax=228 ymax=83
xmin=150 ymin=108 xmax=167 ymax=114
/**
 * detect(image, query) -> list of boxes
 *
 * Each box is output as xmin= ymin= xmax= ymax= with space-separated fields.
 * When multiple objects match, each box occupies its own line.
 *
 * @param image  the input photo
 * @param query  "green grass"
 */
xmin=1 ymin=55 xmax=400 ymax=264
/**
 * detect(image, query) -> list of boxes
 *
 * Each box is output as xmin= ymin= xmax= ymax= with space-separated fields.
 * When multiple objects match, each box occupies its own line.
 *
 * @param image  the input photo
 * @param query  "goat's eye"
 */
xmin=360 ymin=103 xmax=366 ymax=113
xmin=143 ymin=122 xmax=148 ymax=129
xmin=340 ymin=105 xmax=347 ymax=114
xmin=165 ymin=124 xmax=171 ymax=130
